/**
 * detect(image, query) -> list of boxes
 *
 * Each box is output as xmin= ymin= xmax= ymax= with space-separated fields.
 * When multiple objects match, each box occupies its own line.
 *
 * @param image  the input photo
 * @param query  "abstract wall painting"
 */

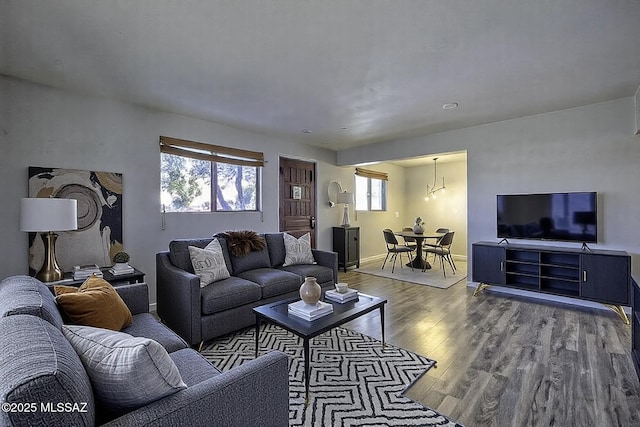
xmin=28 ymin=166 xmax=123 ymax=273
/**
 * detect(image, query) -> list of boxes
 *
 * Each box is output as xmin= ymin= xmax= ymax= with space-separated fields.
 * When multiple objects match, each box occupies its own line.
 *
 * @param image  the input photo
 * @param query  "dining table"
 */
xmin=393 ymin=230 xmax=445 ymax=270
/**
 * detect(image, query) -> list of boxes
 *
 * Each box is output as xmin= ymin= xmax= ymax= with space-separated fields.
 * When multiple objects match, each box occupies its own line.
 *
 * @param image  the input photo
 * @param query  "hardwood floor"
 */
xmin=339 ymin=268 xmax=640 ymax=427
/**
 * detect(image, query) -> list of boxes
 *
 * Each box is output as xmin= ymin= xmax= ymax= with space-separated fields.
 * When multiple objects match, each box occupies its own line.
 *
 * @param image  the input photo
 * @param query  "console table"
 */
xmin=51 ymin=267 xmax=145 ymax=287
xmin=472 ymin=241 xmax=631 ymax=323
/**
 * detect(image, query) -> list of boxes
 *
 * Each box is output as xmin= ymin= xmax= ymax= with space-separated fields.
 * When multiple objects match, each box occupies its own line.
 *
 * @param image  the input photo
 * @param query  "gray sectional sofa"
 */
xmin=0 ymin=275 xmax=289 ymax=427
xmin=156 ymin=232 xmax=338 ymax=347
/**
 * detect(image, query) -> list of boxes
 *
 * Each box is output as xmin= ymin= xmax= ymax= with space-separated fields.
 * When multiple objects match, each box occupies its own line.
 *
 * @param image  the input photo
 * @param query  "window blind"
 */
xmin=159 ymin=136 xmax=264 ymax=167
xmin=354 ymin=167 xmax=388 ymax=181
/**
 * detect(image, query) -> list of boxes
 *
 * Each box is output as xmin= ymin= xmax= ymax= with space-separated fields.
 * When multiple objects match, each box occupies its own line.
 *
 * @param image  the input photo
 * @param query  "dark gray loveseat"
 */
xmin=0 ymin=275 xmax=288 ymax=427
xmin=156 ymin=232 xmax=338 ymax=347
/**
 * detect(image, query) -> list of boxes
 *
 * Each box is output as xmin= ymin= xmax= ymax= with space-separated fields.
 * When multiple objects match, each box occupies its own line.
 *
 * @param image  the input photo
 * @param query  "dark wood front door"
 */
xmin=279 ymin=157 xmax=317 ymax=247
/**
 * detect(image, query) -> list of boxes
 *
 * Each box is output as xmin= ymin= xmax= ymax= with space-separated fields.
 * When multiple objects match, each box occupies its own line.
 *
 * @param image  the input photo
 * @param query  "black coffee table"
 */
xmin=253 ymin=293 xmax=387 ymax=404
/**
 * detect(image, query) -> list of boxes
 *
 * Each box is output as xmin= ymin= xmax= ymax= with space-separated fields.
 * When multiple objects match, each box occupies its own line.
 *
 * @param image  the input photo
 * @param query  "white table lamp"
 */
xmin=20 ymin=198 xmax=78 ymax=282
xmin=337 ymin=191 xmax=354 ymax=227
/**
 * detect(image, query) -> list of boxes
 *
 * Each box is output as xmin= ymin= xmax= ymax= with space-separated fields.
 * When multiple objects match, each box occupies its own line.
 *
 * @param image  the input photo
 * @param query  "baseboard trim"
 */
xmin=360 ymin=254 xmax=386 ymax=264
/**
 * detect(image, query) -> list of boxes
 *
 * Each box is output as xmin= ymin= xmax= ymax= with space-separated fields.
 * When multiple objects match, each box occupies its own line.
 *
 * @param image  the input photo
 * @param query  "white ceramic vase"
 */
xmin=299 ymin=276 xmax=321 ymax=305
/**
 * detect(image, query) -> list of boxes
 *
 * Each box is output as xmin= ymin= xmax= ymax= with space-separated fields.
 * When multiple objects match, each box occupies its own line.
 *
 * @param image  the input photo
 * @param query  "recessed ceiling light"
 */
xmin=341 ymin=127 xmax=348 ymax=130
xmin=302 ymin=129 xmax=312 ymax=134
xmin=442 ymin=102 xmax=459 ymax=110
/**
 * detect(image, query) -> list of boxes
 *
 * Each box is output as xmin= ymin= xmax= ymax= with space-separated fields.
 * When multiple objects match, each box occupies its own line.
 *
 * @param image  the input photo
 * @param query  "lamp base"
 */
xmin=341 ymin=204 xmax=350 ymax=227
xmin=35 ymin=232 xmax=65 ymax=282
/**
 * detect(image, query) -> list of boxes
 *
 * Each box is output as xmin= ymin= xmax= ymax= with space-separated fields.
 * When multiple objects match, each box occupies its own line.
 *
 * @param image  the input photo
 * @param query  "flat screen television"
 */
xmin=497 ymin=192 xmax=597 ymax=243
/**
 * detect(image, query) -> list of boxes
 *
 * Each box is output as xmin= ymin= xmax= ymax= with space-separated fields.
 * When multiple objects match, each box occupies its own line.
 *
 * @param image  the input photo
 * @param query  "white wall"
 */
xmin=0 ymin=76 xmax=341 ymax=303
xmin=321 ymin=159 xmax=468 ymax=262
xmin=321 ymin=163 xmax=408 ymax=261
xmin=3 ymin=76 xmax=638 ymax=308
xmin=404 ymin=158 xmax=468 ymax=258
xmin=338 ymin=98 xmax=640 ymax=278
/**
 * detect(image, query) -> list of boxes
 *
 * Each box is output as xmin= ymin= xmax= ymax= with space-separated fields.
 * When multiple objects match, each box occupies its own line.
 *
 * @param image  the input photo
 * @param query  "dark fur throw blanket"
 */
xmin=216 ymin=230 xmax=266 ymax=257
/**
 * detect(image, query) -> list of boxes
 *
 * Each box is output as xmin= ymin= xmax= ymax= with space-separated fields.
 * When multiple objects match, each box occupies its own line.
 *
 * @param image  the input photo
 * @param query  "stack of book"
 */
xmin=325 ymin=288 xmax=358 ymax=303
xmin=73 ymin=264 xmax=102 ymax=280
xmin=288 ymin=300 xmax=333 ymax=321
xmin=109 ymin=263 xmax=135 ymax=275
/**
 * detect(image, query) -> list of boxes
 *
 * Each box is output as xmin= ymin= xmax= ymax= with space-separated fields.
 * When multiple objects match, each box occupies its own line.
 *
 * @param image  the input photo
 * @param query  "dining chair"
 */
xmin=381 ymin=229 xmax=414 ymax=273
xmin=423 ymin=228 xmax=450 ymax=262
xmin=422 ymin=231 xmax=456 ymax=277
xmin=401 ymin=226 xmax=417 ymax=249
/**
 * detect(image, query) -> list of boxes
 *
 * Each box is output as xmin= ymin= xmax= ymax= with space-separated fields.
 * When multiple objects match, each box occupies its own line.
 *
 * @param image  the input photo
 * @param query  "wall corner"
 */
xmin=634 ymin=85 xmax=640 ymax=136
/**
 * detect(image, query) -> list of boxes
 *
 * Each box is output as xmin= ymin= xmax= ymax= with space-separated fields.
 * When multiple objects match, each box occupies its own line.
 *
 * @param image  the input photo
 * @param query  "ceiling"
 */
xmin=2 ymin=1 xmax=639 ymax=151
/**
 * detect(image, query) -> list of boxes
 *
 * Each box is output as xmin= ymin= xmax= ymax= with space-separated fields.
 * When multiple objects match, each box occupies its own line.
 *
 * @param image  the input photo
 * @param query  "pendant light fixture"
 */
xmin=425 ymin=157 xmax=446 ymax=201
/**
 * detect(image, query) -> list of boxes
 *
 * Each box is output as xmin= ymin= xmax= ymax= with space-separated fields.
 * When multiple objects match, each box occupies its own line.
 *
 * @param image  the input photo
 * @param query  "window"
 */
xmin=160 ymin=136 xmax=263 ymax=212
xmin=354 ymin=168 xmax=388 ymax=211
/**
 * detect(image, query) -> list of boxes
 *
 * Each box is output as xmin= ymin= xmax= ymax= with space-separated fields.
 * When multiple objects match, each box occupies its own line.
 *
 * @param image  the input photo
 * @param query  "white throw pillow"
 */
xmin=283 ymin=232 xmax=316 ymax=266
xmin=62 ymin=325 xmax=186 ymax=412
xmin=189 ymin=239 xmax=231 ymax=287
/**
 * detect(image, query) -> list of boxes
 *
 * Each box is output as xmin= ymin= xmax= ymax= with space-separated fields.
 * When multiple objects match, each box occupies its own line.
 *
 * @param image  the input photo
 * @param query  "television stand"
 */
xmin=472 ymin=241 xmax=631 ymax=323
xmin=631 ymin=277 xmax=640 ymax=379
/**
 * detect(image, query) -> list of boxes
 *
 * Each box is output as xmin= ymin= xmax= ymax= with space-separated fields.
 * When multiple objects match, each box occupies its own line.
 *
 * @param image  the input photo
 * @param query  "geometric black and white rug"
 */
xmin=201 ymin=324 xmax=463 ymax=426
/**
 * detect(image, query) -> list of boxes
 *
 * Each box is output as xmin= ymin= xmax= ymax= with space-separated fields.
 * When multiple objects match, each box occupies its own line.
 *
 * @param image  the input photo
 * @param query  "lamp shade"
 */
xmin=20 ymin=198 xmax=78 ymax=232
xmin=337 ymin=191 xmax=354 ymax=205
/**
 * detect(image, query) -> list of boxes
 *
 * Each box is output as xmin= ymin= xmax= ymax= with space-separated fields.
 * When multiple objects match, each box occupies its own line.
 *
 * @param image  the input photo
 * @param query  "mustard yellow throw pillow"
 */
xmin=55 ymin=275 xmax=132 ymax=331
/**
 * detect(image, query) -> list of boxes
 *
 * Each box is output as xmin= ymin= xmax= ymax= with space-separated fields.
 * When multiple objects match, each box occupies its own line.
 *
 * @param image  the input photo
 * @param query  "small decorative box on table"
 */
xmin=325 ymin=288 xmax=358 ymax=303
